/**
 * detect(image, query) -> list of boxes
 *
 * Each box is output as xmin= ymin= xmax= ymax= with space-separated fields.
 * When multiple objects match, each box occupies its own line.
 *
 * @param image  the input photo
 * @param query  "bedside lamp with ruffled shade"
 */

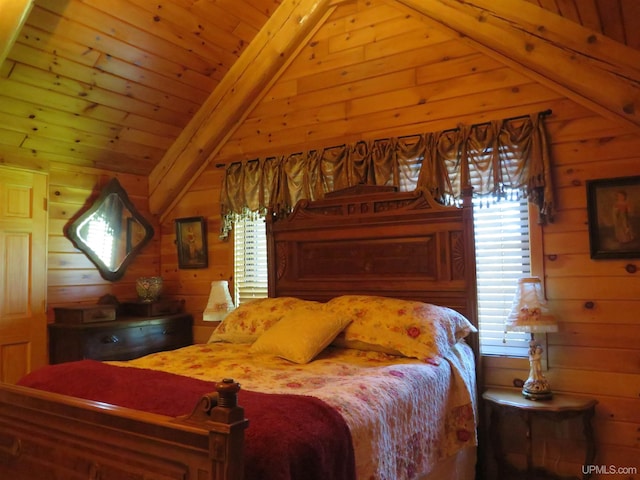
xmin=203 ymin=280 xmax=236 ymax=322
xmin=506 ymin=277 xmax=558 ymax=401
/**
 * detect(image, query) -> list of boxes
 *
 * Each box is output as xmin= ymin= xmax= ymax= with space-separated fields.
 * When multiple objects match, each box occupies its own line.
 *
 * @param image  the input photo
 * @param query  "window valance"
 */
xmin=220 ymin=111 xmax=554 ymax=237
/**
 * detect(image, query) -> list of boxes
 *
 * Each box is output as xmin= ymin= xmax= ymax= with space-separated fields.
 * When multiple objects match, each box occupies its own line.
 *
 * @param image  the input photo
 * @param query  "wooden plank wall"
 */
xmin=164 ymin=1 xmax=640 ymax=478
xmin=47 ymin=165 xmax=160 ymax=319
xmin=485 ymin=116 xmax=640 ymax=474
xmin=159 ymin=167 xmax=233 ymax=343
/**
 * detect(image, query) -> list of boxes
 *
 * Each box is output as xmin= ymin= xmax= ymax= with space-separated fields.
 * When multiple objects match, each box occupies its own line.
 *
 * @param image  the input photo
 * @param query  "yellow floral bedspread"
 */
xmin=112 ymin=342 xmax=477 ymax=480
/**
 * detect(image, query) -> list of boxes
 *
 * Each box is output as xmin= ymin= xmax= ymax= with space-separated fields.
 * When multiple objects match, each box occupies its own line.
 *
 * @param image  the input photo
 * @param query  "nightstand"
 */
xmin=483 ymin=388 xmax=597 ymax=480
xmin=48 ymin=313 xmax=193 ymax=364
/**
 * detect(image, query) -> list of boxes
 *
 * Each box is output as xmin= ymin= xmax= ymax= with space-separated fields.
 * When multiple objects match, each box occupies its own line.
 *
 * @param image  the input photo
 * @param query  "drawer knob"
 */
xmin=101 ymin=335 xmax=119 ymax=344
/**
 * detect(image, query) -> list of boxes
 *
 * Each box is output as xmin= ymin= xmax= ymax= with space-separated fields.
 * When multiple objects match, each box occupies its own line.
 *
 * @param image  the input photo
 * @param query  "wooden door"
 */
xmin=0 ymin=167 xmax=48 ymax=383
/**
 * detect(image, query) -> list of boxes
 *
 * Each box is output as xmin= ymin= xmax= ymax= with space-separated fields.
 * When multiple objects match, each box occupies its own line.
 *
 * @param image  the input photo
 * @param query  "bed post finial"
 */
xmin=216 ymin=378 xmax=240 ymax=408
xmin=208 ymin=378 xmax=245 ymax=425
xmin=180 ymin=378 xmax=245 ymax=426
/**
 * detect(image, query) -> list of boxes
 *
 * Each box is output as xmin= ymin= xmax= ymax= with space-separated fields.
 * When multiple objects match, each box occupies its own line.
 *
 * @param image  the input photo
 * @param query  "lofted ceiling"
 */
xmin=526 ymin=0 xmax=640 ymax=47
xmin=0 ymin=0 xmax=639 ymax=216
xmin=0 ymin=0 xmax=283 ymax=176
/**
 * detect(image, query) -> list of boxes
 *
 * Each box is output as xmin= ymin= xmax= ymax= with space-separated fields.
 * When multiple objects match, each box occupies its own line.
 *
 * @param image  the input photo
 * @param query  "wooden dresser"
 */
xmin=48 ymin=313 xmax=193 ymax=364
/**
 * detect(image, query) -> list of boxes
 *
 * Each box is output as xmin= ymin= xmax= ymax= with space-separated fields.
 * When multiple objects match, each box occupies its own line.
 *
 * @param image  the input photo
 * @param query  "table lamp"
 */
xmin=203 ymin=280 xmax=236 ymax=322
xmin=506 ymin=277 xmax=558 ymax=400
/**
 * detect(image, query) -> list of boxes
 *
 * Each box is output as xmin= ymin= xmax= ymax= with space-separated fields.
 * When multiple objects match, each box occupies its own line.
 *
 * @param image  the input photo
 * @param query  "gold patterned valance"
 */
xmin=220 ymin=111 xmax=554 ymax=237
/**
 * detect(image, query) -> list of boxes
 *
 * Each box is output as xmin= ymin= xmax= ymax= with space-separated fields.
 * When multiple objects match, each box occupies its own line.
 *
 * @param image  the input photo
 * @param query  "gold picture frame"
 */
xmin=175 ymin=216 xmax=208 ymax=268
xmin=587 ymin=175 xmax=640 ymax=259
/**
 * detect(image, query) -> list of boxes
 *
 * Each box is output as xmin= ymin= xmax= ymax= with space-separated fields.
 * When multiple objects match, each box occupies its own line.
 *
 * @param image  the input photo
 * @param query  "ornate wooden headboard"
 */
xmin=266 ymin=186 xmax=478 ymax=336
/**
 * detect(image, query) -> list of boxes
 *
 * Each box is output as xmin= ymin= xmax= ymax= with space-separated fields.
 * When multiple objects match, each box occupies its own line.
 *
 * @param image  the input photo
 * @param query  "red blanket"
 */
xmin=18 ymin=360 xmax=355 ymax=480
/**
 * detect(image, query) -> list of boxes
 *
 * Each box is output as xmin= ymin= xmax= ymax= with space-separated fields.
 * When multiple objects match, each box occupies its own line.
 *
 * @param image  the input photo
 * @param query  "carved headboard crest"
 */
xmin=272 ymin=187 xmax=460 ymax=227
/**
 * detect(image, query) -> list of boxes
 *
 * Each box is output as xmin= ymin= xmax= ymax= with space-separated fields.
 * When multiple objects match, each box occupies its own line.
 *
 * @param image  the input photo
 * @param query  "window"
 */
xmin=474 ymin=194 xmax=535 ymax=357
xmin=233 ymin=216 xmax=269 ymax=306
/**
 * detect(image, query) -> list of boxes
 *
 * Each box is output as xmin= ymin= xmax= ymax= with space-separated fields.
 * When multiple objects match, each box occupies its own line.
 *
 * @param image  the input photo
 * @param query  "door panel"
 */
xmin=0 ymin=167 xmax=47 ymax=383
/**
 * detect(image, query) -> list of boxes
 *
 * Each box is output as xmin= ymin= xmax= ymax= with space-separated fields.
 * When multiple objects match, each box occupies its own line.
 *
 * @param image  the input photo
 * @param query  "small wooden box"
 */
xmin=121 ymin=300 xmax=184 ymax=317
xmin=54 ymin=305 xmax=117 ymax=324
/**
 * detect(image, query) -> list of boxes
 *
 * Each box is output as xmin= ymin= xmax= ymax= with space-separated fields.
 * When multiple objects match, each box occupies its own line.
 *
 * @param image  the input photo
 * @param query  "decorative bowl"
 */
xmin=136 ymin=276 xmax=163 ymax=302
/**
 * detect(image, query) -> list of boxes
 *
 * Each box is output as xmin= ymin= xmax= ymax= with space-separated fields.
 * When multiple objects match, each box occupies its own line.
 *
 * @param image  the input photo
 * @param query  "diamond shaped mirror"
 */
xmin=66 ymin=178 xmax=154 ymax=281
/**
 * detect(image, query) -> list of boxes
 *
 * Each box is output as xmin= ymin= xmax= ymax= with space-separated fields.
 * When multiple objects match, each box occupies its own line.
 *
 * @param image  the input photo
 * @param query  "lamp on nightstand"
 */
xmin=203 ymin=280 xmax=235 ymax=322
xmin=506 ymin=277 xmax=558 ymax=401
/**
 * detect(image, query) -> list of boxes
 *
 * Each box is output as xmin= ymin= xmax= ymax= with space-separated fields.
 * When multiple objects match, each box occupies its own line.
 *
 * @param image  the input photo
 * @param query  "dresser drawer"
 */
xmin=83 ymin=318 xmax=191 ymax=360
xmin=49 ymin=314 xmax=193 ymax=364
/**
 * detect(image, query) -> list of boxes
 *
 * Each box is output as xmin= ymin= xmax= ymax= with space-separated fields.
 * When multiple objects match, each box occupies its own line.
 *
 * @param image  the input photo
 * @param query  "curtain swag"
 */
xmin=220 ymin=111 xmax=554 ymax=238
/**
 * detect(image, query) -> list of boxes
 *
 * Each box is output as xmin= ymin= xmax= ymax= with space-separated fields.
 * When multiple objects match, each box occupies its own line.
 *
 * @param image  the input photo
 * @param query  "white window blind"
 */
xmin=474 ymin=195 xmax=531 ymax=357
xmin=233 ymin=216 xmax=269 ymax=306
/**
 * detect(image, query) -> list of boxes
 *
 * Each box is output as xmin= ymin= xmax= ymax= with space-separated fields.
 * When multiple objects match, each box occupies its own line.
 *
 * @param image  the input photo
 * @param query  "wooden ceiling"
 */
xmin=0 ymin=0 xmax=639 ymax=214
xmin=0 ymin=0 xmax=282 ymax=176
xmin=526 ymin=0 xmax=640 ymax=48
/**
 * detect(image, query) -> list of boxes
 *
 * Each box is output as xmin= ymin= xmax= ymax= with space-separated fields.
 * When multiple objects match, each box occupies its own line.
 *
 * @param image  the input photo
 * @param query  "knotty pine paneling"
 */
xmin=522 ymin=0 xmax=640 ymax=51
xmin=547 ymin=276 xmax=640 ymax=301
xmin=1 ymin=0 xmax=281 ymax=176
xmin=550 ymin=323 xmax=639 ymax=351
xmin=545 ymin=254 xmax=640 ymax=282
xmin=3 ymin=0 xmax=638 ymax=183
xmin=9 ymin=47 xmax=200 ymax=119
xmin=552 ymin=134 xmax=640 ymax=166
xmin=167 ymin=1 xmax=640 ymax=477
xmin=554 ymin=157 xmax=640 ymax=190
xmin=34 ymin=0 xmax=219 ymax=84
xmin=217 ymin=1 xmax=570 ymax=162
xmin=160 ymin=167 xmax=232 ymax=337
xmin=549 ymin=346 xmax=640 ymax=375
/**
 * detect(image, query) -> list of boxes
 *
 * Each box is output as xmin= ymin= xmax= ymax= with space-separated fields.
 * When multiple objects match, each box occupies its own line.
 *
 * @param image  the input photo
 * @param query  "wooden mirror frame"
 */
xmin=66 ymin=178 xmax=154 ymax=281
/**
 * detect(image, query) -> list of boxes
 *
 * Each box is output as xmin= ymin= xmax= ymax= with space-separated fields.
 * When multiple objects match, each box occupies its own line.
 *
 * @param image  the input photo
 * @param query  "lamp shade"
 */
xmin=506 ymin=277 xmax=558 ymax=333
xmin=203 ymin=280 xmax=235 ymax=322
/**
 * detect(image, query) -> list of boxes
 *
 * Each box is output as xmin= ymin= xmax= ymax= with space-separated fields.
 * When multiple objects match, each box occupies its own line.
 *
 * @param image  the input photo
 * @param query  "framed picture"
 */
xmin=175 ymin=216 xmax=208 ymax=268
xmin=586 ymin=175 xmax=640 ymax=259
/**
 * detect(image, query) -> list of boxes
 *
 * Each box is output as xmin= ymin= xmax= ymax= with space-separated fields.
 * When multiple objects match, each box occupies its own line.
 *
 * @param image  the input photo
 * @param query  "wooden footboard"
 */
xmin=0 ymin=379 xmax=248 ymax=480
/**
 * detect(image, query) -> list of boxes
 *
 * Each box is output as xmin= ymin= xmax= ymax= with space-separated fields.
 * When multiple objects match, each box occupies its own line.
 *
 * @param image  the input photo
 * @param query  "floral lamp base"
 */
xmin=522 ymin=377 xmax=553 ymax=401
xmin=522 ymin=339 xmax=553 ymax=401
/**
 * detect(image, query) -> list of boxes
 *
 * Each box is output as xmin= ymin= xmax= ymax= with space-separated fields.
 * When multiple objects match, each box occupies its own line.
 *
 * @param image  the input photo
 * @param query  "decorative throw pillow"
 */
xmin=325 ymin=295 xmax=477 ymax=364
xmin=207 ymin=297 xmax=321 ymax=344
xmin=250 ymin=308 xmax=352 ymax=363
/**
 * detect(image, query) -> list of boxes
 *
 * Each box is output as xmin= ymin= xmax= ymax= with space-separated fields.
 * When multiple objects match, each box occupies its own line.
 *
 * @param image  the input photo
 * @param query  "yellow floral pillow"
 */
xmin=250 ymin=307 xmax=351 ymax=363
xmin=208 ymin=297 xmax=321 ymax=344
xmin=325 ymin=295 xmax=477 ymax=364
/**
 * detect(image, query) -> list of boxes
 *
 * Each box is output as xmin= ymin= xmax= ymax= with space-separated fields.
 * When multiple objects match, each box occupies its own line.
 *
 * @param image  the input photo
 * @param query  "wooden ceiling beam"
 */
xmin=398 ymin=0 xmax=640 ymax=132
xmin=0 ymin=0 xmax=34 ymax=66
xmin=148 ymin=0 xmax=339 ymax=219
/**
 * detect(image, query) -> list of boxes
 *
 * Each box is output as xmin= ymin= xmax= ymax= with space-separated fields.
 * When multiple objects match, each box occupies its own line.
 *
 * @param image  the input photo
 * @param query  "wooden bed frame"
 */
xmin=0 ymin=186 xmax=478 ymax=480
